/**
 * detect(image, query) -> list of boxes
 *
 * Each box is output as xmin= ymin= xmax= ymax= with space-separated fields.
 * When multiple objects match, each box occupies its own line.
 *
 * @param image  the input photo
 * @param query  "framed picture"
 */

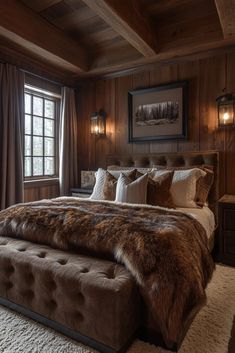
xmin=128 ymin=80 xmax=188 ymax=142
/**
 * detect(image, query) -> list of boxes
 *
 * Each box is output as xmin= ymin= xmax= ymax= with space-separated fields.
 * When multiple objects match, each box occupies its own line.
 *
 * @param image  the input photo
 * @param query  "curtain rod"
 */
xmin=0 ymin=58 xmax=63 ymax=87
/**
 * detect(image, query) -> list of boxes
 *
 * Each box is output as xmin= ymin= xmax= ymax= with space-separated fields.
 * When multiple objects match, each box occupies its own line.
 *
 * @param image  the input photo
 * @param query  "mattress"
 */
xmin=177 ymin=206 xmax=215 ymax=249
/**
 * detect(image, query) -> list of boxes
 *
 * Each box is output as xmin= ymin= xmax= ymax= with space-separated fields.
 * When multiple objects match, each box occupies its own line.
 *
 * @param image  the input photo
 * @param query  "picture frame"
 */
xmin=128 ymin=80 xmax=188 ymax=142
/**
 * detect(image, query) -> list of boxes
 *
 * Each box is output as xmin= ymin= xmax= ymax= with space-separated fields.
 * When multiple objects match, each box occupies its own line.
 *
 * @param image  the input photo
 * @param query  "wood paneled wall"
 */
xmin=24 ymin=181 xmax=59 ymax=202
xmin=77 ymin=51 xmax=235 ymax=194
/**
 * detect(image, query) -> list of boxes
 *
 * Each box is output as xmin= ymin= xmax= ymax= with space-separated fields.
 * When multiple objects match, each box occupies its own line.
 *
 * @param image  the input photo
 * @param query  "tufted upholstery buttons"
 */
xmin=37 ymin=252 xmax=46 ymax=258
xmin=106 ymin=267 xmax=115 ymax=279
xmin=80 ymin=268 xmax=89 ymax=273
xmin=0 ymin=235 xmax=140 ymax=351
xmin=107 ymin=152 xmax=218 ymax=170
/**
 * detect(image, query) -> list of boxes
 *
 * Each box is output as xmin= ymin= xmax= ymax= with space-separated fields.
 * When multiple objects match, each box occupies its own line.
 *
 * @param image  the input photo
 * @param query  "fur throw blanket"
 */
xmin=0 ymin=198 xmax=214 ymax=346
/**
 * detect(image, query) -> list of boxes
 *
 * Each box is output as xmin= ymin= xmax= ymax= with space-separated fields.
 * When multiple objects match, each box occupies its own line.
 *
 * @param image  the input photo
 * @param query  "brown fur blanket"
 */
xmin=0 ymin=198 xmax=214 ymax=346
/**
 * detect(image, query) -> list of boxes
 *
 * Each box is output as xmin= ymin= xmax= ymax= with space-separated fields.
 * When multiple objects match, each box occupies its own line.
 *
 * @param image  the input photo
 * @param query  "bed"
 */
xmin=0 ymin=151 xmax=221 ymax=353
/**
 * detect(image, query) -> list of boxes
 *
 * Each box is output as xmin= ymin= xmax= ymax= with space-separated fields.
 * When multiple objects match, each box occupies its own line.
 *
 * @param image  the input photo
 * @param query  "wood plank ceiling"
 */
xmin=0 ymin=0 xmax=234 ymax=83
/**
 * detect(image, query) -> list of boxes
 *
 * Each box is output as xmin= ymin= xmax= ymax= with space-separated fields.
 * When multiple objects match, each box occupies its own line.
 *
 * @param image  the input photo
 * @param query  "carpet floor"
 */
xmin=0 ymin=264 xmax=234 ymax=353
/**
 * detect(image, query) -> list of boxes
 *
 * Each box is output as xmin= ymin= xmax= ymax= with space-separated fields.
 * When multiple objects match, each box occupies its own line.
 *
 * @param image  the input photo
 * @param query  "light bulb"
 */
xmin=223 ymin=112 xmax=229 ymax=122
xmin=95 ymin=125 xmax=99 ymax=133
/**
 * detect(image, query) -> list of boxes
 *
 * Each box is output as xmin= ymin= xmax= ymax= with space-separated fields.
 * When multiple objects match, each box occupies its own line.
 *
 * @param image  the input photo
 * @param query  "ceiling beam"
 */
xmin=0 ymin=0 xmax=88 ymax=72
xmin=81 ymin=0 xmax=157 ymax=57
xmin=21 ymin=0 xmax=62 ymax=13
xmin=215 ymin=0 xmax=235 ymax=38
xmin=81 ymin=36 xmax=235 ymax=78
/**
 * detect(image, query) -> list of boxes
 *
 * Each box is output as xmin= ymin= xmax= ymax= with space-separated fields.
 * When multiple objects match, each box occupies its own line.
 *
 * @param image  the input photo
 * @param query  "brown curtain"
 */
xmin=59 ymin=87 xmax=79 ymax=196
xmin=0 ymin=63 xmax=24 ymax=210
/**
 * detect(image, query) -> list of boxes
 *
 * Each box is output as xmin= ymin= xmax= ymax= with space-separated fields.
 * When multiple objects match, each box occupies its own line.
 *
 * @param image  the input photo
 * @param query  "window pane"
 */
xmin=24 ymin=136 xmax=31 ymax=156
xmin=33 ymin=96 xmax=43 ymax=116
xmin=24 ymin=157 xmax=31 ymax=177
xmin=33 ymin=157 xmax=43 ymax=176
xmin=33 ymin=116 xmax=43 ymax=135
xmin=25 ymin=94 xmax=31 ymax=114
xmin=45 ymin=138 xmax=54 ymax=156
xmin=45 ymin=157 xmax=54 ymax=175
xmin=45 ymin=100 xmax=54 ymax=118
xmin=25 ymin=115 xmax=31 ymax=134
xmin=33 ymin=136 xmax=43 ymax=156
xmin=44 ymin=119 xmax=54 ymax=137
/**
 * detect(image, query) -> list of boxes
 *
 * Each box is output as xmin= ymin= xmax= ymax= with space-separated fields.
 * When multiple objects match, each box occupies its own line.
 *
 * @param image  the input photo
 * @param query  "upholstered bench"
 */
xmin=0 ymin=236 xmax=140 ymax=353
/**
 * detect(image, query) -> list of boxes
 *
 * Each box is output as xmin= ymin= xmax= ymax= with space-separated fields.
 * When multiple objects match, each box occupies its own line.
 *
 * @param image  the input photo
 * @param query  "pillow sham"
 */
xmin=90 ymin=168 xmax=137 ymax=200
xmin=153 ymin=165 xmax=214 ymax=207
xmin=103 ymin=169 xmax=136 ymax=201
xmin=136 ymin=170 xmax=175 ymax=208
xmin=115 ymin=172 xmax=148 ymax=204
xmin=152 ymin=168 xmax=206 ymax=208
xmin=195 ymin=167 xmax=214 ymax=206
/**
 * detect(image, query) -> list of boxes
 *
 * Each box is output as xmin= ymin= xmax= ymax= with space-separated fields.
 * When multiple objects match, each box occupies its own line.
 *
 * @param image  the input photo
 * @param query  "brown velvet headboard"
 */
xmin=107 ymin=151 xmax=221 ymax=218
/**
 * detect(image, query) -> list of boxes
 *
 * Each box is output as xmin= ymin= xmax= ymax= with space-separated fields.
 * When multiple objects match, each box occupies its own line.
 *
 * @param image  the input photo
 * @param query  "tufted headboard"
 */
xmin=107 ymin=151 xmax=221 ymax=219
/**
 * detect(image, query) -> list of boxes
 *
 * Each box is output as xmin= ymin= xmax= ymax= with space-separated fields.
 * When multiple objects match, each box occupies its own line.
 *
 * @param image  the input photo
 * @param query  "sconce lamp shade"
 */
xmin=90 ymin=109 xmax=106 ymax=135
xmin=216 ymin=93 xmax=235 ymax=126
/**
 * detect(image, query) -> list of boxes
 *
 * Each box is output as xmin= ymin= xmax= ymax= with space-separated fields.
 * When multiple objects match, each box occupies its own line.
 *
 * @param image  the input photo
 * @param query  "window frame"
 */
xmin=24 ymin=87 xmax=60 ymax=181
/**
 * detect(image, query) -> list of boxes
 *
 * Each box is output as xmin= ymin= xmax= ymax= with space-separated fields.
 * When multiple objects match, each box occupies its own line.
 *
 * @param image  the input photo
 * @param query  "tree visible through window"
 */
xmin=24 ymin=88 xmax=59 ymax=179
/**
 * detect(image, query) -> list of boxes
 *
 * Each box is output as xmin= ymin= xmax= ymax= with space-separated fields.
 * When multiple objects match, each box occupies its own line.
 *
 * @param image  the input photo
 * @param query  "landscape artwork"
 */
xmin=135 ymin=101 xmax=179 ymax=126
xmin=128 ymin=81 xmax=188 ymax=142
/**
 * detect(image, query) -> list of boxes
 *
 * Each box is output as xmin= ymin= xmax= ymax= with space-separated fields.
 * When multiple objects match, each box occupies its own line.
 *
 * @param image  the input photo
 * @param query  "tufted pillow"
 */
xmin=153 ymin=165 xmax=214 ymax=207
xmin=90 ymin=168 xmax=137 ymax=200
xmin=103 ymin=169 xmax=136 ymax=201
xmin=115 ymin=173 xmax=148 ymax=204
xmin=136 ymin=170 xmax=175 ymax=208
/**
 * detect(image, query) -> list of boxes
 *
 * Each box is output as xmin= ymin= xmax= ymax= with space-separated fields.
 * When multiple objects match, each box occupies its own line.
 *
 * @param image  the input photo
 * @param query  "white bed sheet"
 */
xmin=176 ymin=206 xmax=215 ymax=241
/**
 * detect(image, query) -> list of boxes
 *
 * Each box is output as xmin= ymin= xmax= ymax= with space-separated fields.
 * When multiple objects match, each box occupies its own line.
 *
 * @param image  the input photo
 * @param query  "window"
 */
xmin=24 ymin=86 xmax=60 ymax=179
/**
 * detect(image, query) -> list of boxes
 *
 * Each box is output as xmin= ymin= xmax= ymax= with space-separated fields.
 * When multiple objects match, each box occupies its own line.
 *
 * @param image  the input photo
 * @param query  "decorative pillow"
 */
xmin=115 ymin=173 xmax=148 ymax=204
xmin=153 ymin=165 xmax=214 ymax=207
xmin=195 ymin=167 xmax=214 ymax=207
xmin=90 ymin=168 xmax=137 ymax=200
xmin=103 ymin=169 xmax=136 ymax=201
xmin=136 ymin=170 xmax=175 ymax=208
xmin=169 ymin=168 xmax=206 ymax=208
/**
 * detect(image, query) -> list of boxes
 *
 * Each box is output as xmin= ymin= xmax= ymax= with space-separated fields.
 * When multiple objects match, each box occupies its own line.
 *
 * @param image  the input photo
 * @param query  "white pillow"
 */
xmin=90 ymin=168 xmax=136 ymax=200
xmin=115 ymin=173 xmax=148 ymax=204
xmin=170 ymin=168 xmax=206 ymax=208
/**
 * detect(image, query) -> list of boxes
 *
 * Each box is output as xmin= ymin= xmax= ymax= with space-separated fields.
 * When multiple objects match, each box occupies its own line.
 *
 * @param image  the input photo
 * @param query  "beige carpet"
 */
xmin=0 ymin=264 xmax=234 ymax=353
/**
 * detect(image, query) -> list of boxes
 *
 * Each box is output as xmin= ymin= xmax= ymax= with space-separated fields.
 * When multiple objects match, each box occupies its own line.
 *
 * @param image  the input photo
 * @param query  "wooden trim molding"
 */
xmin=24 ymin=178 xmax=59 ymax=189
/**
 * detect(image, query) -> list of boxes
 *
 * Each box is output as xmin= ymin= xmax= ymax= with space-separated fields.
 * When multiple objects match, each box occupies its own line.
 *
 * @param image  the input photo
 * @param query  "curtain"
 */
xmin=59 ymin=87 xmax=79 ymax=196
xmin=0 ymin=64 xmax=24 ymax=210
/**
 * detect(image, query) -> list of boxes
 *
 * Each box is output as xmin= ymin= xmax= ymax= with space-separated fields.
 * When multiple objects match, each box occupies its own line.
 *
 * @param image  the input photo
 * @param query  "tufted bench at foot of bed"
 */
xmin=0 ymin=236 xmax=140 ymax=353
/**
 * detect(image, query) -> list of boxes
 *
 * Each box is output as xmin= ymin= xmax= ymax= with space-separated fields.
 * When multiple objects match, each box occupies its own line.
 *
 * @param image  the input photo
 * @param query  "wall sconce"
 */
xmin=216 ymin=93 xmax=235 ymax=127
xmin=90 ymin=109 xmax=106 ymax=135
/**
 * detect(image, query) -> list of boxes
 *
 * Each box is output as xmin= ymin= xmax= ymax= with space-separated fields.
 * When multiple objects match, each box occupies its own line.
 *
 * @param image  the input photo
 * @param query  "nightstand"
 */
xmin=218 ymin=195 xmax=235 ymax=267
xmin=70 ymin=188 xmax=93 ymax=198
